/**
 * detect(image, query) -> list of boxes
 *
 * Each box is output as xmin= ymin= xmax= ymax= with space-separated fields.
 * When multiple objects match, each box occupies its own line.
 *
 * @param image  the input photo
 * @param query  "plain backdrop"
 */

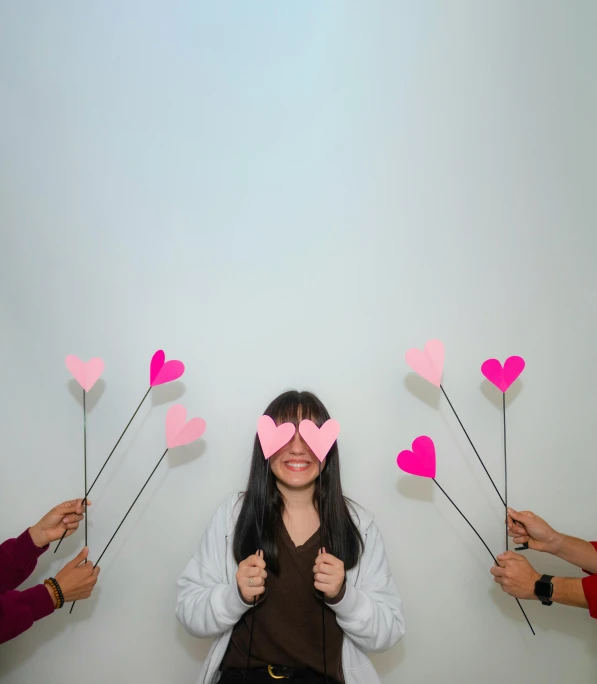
xmin=1 ymin=2 xmax=596 ymax=683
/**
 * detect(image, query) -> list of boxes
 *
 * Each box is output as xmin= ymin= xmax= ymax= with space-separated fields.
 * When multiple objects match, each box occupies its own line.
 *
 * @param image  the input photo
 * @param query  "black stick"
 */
xmin=504 ymin=395 xmax=528 ymax=552
xmin=503 ymin=393 xmax=508 ymax=552
xmin=432 ymin=478 xmax=535 ymax=635
xmin=83 ymin=390 xmax=88 ymax=558
xmin=56 ymin=387 xmax=152 ymax=553
xmin=97 ymin=446 xmax=169 ymax=566
xmin=433 ymin=479 xmax=497 ymax=564
xmin=258 ymin=461 xmax=270 ymax=547
xmin=69 ymin=447 xmax=169 ymax=613
xmin=440 ymin=384 xmax=505 ymax=507
xmin=319 ymin=461 xmax=328 ymax=683
xmin=245 ymin=460 xmax=270 ymax=681
xmin=245 ymin=607 xmax=256 ymax=681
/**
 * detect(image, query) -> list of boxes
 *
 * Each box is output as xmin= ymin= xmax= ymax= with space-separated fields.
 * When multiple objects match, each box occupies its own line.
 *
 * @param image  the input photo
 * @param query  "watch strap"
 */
xmin=535 ymin=574 xmax=554 ymax=605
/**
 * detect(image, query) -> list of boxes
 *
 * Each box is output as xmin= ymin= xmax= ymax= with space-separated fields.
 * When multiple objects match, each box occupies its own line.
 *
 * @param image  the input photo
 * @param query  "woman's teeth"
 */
xmin=285 ymin=462 xmax=310 ymax=471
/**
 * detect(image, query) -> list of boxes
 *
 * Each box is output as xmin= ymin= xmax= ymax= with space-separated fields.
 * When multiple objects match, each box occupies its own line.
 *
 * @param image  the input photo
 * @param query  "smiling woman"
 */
xmin=236 ymin=391 xmax=362 ymax=575
xmin=176 ymin=390 xmax=405 ymax=684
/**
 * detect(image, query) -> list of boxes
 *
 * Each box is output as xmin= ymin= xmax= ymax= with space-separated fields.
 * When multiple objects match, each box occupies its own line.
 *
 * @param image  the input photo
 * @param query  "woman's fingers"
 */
xmin=243 ymin=567 xmax=267 ymax=579
xmin=314 ymin=573 xmax=334 ymax=584
xmin=244 ymin=575 xmax=264 ymax=587
xmin=240 ymin=553 xmax=266 ymax=570
xmin=312 ymin=562 xmax=336 ymax=576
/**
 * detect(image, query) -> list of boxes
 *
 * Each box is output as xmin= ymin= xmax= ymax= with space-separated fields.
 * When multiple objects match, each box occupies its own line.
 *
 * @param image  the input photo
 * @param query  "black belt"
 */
xmin=220 ymin=665 xmax=332 ymax=680
xmin=267 ymin=665 xmax=303 ymax=678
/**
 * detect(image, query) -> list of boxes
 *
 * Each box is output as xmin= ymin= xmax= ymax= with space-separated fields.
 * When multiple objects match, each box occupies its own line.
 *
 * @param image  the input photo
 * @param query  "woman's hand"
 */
xmin=29 ymin=498 xmax=90 ymax=547
xmin=313 ymin=548 xmax=345 ymax=600
xmin=54 ymin=547 xmax=100 ymax=603
xmin=236 ymin=550 xmax=267 ymax=603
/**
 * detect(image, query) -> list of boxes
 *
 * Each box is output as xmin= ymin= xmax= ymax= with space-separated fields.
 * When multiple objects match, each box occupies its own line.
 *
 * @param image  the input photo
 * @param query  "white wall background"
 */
xmin=1 ymin=2 xmax=597 ymax=682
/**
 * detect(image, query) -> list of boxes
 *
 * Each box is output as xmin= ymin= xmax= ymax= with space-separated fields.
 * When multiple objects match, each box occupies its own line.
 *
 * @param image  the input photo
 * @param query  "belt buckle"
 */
xmin=267 ymin=664 xmax=289 ymax=679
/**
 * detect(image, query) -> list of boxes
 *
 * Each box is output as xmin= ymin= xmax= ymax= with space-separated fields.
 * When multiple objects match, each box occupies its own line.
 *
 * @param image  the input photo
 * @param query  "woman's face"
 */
xmin=269 ymin=426 xmax=322 ymax=490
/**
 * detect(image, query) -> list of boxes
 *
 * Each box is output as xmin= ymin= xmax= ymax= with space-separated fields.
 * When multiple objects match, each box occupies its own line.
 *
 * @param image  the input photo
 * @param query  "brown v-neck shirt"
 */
xmin=220 ymin=525 xmax=346 ymax=683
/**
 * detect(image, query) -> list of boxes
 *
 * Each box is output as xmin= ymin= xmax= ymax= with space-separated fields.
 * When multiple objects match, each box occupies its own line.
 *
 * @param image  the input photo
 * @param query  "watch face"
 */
xmin=536 ymin=580 xmax=553 ymax=598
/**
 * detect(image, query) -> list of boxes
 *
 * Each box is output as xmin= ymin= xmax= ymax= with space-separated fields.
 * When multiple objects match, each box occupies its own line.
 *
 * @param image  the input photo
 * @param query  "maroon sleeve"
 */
xmin=0 ymin=584 xmax=55 ymax=644
xmin=0 ymin=531 xmax=49 ymax=594
xmin=582 ymin=573 xmax=597 ymax=620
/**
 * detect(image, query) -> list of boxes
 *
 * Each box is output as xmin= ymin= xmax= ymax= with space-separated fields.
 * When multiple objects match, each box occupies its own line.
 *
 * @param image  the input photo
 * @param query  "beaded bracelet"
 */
xmin=44 ymin=579 xmax=60 ymax=609
xmin=47 ymin=577 xmax=64 ymax=609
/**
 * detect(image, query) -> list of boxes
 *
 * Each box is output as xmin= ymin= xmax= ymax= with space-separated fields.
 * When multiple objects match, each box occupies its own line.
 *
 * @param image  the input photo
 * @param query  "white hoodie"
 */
xmin=176 ymin=492 xmax=405 ymax=684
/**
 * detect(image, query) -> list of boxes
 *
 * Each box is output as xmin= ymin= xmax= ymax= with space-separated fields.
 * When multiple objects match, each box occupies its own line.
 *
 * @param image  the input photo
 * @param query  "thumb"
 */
xmin=68 ymin=546 xmax=89 ymax=567
xmin=509 ymin=508 xmax=534 ymax=523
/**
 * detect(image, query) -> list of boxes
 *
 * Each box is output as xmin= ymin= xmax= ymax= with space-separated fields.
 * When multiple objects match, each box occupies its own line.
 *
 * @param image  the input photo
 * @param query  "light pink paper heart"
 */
xmin=397 ymin=436 xmax=436 ymax=479
xmin=298 ymin=419 xmax=340 ymax=463
xmin=481 ymin=356 xmax=525 ymax=393
xmin=166 ymin=404 xmax=206 ymax=448
xmin=257 ymin=415 xmax=296 ymax=459
xmin=405 ymin=339 xmax=445 ymax=387
xmin=65 ymin=356 xmax=104 ymax=392
xmin=150 ymin=350 xmax=185 ymax=386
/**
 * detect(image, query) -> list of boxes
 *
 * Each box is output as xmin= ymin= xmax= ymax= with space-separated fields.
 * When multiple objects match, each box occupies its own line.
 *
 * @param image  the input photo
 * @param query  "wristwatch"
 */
xmin=534 ymin=574 xmax=554 ymax=605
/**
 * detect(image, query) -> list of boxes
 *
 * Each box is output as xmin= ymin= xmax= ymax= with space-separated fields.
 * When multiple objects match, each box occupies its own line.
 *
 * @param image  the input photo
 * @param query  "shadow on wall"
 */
xmin=176 ymin=621 xmax=214 ymax=667
xmin=68 ymin=378 xmax=106 ymax=411
xmin=369 ymin=638 xmax=407 ymax=678
xmin=0 ymin=594 xmax=87 ymax=678
xmin=489 ymin=576 xmax=597 ymax=659
xmin=0 ymin=399 xmax=207 ymax=679
xmin=480 ymin=378 xmax=523 ymax=410
xmin=395 ymin=475 xmax=597 ymax=659
xmin=403 ymin=373 xmax=441 ymax=410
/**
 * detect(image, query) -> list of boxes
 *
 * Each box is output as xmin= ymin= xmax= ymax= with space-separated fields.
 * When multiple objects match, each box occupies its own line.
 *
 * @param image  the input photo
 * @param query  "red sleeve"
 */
xmin=582 ymin=574 xmax=597 ymax=620
xmin=580 ymin=542 xmax=597 ymax=620
xmin=0 ymin=585 xmax=55 ymax=644
xmin=0 ymin=531 xmax=49 ymax=594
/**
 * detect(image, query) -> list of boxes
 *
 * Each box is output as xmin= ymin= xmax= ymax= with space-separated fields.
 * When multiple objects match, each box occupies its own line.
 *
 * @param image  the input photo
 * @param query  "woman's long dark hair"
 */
xmin=233 ymin=390 xmax=364 ymax=573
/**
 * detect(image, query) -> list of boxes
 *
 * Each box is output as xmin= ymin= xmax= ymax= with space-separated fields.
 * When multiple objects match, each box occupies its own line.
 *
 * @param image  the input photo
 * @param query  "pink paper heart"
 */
xmin=150 ymin=350 xmax=185 ymax=386
xmin=257 ymin=415 xmax=296 ymax=459
xmin=481 ymin=356 xmax=525 ymax=393
xmin=397 ymin=436 xmax=436 ymax=479
xmin=405 ymin=339 xmax=445 ymax=388
xmin=65 ymin=356 xmax=104 ymax=392
xmin=166 ymin=404 xmax=206 ymax=448
xmin=298 ymin=419 xmax=341 ymax=463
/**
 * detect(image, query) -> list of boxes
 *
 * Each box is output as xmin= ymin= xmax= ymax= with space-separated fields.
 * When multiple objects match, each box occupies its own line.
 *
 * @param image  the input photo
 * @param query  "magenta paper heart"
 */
xmin=481 ymin=356 xmax=525 ymax=393
xmin=150 ymin=350 xmax=185 ymax=386
xmin=397 ymin=436 xmax=436 ymax=478
xmin=257 ymin=415 xmax=296 ymax=459
xmin=166 ymin=404 xmax=206 ymax=448
xmin=65 ymin=356 xmax=104 ymax=392
xmin=405 ymin=339 xmax=444 ymax=387
xmin=298 ymin=419 xmax=340 ymax=463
